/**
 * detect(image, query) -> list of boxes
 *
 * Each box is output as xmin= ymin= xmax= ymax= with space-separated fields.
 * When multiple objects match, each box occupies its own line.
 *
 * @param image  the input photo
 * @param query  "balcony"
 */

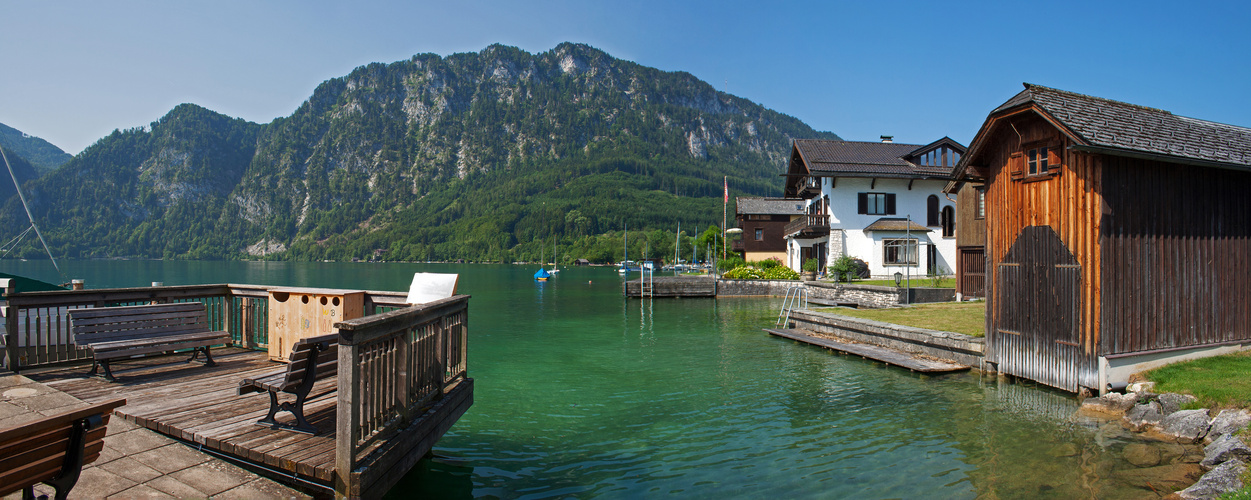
xmin=785 ymin=214 xmax=830 ymax=238
xmin=798 ymin=178 xmax=822 ymax=199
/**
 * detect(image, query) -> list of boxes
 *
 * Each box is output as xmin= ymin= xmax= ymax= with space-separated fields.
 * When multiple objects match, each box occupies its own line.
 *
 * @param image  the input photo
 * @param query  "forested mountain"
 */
xmin=0 ymin=122 xmax=71 ymax=174
xmin=1 ymin=43 xmax=838 ymax=262
xmin=0 ymin=147 xmax=39 ymax=204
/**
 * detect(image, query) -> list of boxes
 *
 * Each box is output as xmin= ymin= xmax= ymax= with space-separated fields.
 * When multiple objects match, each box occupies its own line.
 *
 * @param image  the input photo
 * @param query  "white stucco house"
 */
xmin=781 ymin=137 xmax=965 ymax=278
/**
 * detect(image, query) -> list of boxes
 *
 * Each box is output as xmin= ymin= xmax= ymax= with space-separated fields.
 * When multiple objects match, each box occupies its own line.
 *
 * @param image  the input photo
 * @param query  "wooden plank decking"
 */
xmin=765 ymin=328 xmax=971 ymax=373
xmin=22 ymin=348 xmax=340 ymax=485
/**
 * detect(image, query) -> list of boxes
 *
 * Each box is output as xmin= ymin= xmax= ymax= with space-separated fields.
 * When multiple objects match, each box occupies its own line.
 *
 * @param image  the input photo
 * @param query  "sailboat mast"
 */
xmin=1 ymin=146 xmax=63 ymax=278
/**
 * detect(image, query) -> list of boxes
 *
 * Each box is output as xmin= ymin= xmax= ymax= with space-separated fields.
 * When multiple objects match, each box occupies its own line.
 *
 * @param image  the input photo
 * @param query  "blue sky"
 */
xmin=3 ymin=0 xmax=1249 ymax=155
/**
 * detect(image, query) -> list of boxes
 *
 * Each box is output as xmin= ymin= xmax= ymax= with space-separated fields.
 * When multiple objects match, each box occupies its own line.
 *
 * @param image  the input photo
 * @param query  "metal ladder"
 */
xmin=640 ymin=265 xmax=654 ymax=298
xmin=775 ymin=285 xmax=809 ymax=327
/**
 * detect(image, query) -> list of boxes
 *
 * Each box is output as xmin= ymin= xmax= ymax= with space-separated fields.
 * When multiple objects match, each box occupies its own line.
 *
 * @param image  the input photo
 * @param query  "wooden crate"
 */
xmin=268 ymin=288 xmax=364 ymax=362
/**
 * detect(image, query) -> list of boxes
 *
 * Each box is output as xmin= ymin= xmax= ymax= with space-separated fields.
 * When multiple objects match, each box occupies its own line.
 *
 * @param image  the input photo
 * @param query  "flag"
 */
xmin=723 ymin=177 xmax=728 ymax=203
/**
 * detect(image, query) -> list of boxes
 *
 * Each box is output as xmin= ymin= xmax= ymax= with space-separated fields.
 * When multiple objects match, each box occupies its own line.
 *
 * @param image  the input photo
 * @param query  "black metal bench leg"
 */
xmin=257 ymin=391 xmax=281 ymax=427
xmin=99 ymin=360 xmax=117 ymax=382
xmin=201 ymin=347 xmax=216 ymax=367
xmin=43 ymin=415 xmax=99 ymax=500
xmin=86 ymin=361 xmax=99 ymax=377
xmin=280 ymin=390 xmax=318 ymax=435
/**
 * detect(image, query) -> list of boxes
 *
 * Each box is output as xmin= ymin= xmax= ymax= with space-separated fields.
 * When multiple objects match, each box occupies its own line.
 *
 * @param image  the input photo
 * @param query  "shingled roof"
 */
xmin=736 ymin=197 xmax=805 ymax=215
xmin=791 ymin=138 xmax=963 ymax=179
xmin=863 ymin=217 xmax=931 ymax=232
xmin=997 ymin=84 xmax=1251 ymax=169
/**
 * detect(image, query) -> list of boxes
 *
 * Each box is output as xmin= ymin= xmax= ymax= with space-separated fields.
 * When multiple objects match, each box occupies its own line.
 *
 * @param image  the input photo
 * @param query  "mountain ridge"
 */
xmin=2 ymin=42 xmax=838 ymax=262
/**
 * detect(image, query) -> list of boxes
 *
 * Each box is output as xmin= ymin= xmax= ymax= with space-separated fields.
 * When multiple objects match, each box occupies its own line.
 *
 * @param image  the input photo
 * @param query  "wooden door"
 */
xmin=992 ymin=226 xmax=1086 ymax=392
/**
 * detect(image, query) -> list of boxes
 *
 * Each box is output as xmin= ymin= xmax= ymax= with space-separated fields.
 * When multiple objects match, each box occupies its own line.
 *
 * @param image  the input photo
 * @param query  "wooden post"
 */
xmin=2 ymin=279 xmax=16 ymax=373
xmin=335 ymin=334 xmax=361 ymax=498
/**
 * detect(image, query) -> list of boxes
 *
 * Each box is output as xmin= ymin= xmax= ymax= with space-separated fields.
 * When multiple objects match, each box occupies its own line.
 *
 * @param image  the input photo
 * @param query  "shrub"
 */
xmin=723 ymin=266 xmax=764 ymax=279
xmin=718 ymin=256 xmax=745 ymax=272
xmin=763 ymin=266 xmax=799 ymax=280
xmin=802 ymin=258 xmax=819 ymax=273
xmin=758 ymin=257 xmax=783 ymax=270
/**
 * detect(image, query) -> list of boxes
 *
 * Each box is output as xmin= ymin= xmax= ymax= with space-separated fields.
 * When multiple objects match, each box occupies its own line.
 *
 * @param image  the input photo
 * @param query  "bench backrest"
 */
xmin=283 ymin=334 xmax=339 ymax=389
xmin=69 ymin=303 xmax=211 ymax=345
xmin=0 ymin=398 xmax=126 ymax=496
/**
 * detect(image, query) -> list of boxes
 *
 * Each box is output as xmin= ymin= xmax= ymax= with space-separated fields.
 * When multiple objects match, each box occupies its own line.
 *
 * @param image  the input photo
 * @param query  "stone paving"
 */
xmin=0 ymin=374 xmax=313 ymax=499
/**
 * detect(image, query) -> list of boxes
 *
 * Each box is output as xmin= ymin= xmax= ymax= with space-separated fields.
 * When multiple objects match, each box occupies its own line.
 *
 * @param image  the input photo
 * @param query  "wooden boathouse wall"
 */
xmin=981 ymin=111 xmax=1104 ymax=392
xmin=955 ymin=182 xmax=986 ymax=298
xmin=1098 ymin=157 xmax=1251 ymax=354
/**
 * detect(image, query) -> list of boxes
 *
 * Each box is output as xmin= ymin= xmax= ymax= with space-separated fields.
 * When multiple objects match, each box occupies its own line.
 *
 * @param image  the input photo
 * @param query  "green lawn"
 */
xmin=1141 ymin=351 xmax=1251 ymax=410
xmin=815 ymin=301 xmax=985 ymax=337
xmin=826 ymin=278 xmax=957 ymax=288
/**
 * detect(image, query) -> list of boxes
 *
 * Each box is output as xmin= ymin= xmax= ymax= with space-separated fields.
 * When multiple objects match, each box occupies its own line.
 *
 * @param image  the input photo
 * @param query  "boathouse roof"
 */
xmin=736 ymin=197 xmax=805 ymax=215
xmin=986 ymin=83 xmax=1251 ymax=171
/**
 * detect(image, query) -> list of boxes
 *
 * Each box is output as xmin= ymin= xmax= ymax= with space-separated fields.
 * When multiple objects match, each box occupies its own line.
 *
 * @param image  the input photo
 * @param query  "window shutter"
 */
xmin=857 ymin=193 xmax=867 ymax=214
xmin=1047 ymin=146 xmax=1062 ymax=174
xmin=885 ymin=193 xmax=897 ymax=215
xmin=1010 ymin=152 xmax=1024 ymax=180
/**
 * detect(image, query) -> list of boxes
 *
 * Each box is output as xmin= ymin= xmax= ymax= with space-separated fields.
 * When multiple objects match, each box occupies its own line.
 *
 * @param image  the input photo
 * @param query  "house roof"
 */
xmin=736 ymin=197 xmax=805 ymax=215
xmin=791 ymin=138 xmax=965 ymax=179
xmin=970 ymin=83 xmax=1251 ymax=173
xmin=863 ymin=218 xmax=931 ymax=232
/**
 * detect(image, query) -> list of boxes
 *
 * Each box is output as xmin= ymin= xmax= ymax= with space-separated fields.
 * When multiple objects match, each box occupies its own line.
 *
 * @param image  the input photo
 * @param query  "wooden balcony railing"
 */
xmin=332 ymin=294 xmax=470 ymax=497
xmin=0 ymin=283 xmax=407 ymax=371
xmin=784 ymin=214 xmax=830 ymax=238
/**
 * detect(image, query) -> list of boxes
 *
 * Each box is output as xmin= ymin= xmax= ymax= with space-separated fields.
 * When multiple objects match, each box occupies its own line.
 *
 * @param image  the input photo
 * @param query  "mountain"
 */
xmin=0 ymin=123 xmax=72 ymax=174
xmin=1 ymin=43 xmax=838 ymax=262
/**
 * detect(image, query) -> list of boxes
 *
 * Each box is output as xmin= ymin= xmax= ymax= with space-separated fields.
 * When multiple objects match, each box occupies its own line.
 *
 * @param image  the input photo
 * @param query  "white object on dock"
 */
xmin=406 ymin=273 xmax=459 ymax=304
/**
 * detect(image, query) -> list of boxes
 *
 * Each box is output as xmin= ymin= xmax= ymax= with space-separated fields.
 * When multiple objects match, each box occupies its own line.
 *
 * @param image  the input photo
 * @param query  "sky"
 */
xmin=3 ymin=0 xmax=1250 ymax=155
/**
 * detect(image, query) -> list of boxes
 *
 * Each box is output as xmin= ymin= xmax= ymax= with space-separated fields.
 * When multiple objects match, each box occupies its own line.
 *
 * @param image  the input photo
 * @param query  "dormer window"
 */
xmin=1027 ymin=146 xmax=1049 ymax=175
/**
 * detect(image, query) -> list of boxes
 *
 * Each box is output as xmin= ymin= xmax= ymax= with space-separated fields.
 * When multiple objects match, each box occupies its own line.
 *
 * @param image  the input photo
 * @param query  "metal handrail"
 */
xmin=775 ymin=285 xmax=809 ymax=327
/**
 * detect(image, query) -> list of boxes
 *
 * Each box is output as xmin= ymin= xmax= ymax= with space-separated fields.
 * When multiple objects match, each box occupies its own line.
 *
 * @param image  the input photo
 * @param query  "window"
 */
xmin=1027 ymin=146 xmax=1048 ymax=175
xmin=1015 ymin=142 xmax=1060 ymax=180
xmin=975 ymin=187 xmax=985 ymax=220
xmin=884 ymin=239 xmax=918 ymax=266
xmin=857 ymin=193 xmax=896 ymax=215
xmin=941 ymin=206 xmax=955 ymax=238
xmin=755 ymin=228 xmax=763 ymax=241
xmin=926 ymin=195 xmax=940 ymax=226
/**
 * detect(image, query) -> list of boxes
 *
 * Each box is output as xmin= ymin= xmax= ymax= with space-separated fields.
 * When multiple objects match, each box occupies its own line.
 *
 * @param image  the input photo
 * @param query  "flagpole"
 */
xmin=722 ymin=176 xmax=728 ymax=264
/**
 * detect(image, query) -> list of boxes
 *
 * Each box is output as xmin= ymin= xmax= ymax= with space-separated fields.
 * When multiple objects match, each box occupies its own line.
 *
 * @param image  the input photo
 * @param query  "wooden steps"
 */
xmin=764 ymin=328 xmax=970 ymax=373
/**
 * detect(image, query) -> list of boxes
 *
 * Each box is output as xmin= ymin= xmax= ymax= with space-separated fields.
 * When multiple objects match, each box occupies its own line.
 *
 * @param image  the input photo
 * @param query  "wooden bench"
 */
xmin=68 ymin=303 xmax=232 ymax=381
xmin=238 ymin=334 xmax=337 ymax=435
xmin=0 ymin=398 xmax=126 ymax=500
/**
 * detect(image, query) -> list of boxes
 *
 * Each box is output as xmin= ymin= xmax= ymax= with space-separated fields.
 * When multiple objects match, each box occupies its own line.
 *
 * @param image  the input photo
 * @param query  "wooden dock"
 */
xmin=25 ymin=348 xmax=472 ymax=490
xmin=624 ymin=276 xmax=716 ymax=297
xmin=765 ymin=328 xmax=970 ymax=373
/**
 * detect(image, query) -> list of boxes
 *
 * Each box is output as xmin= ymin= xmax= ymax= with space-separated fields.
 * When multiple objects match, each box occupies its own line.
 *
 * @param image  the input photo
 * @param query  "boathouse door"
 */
xmin=993 ymin=226 xmax=1086 ymax=392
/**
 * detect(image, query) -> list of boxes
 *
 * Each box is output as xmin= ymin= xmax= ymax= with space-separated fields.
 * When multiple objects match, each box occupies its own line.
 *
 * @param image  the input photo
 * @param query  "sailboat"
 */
xmin=617 ymin=224 xmax=636 ymax=274
xmin=534 ymin=240 xmax=550 ymax=281
xmin=1 ymin=145 xmax=68 ymax=290
xmin=548 ymin=237 xmax=560 ymax=275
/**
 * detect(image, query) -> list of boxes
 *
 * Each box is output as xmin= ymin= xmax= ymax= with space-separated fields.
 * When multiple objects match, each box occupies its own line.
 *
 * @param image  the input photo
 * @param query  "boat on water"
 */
xmin=534 ymin=268 xmax=551 ymax=281
xmin=616 ymin=260 xmax=638 ymax=274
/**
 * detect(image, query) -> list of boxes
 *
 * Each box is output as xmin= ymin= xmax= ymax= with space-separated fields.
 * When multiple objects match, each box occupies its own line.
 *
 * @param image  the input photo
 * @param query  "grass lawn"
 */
xmin=1140 ymin=350 xmax=1251 ymax=410
xmin=827 ymin=278 xmax=957 ymax=288
xmin=815 ymin=301 xmax=985 ymax=337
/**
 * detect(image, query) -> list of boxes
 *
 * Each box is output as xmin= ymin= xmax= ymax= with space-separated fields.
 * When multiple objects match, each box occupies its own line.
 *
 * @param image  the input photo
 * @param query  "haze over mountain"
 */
xmin=1 ymin=43 xmax=837 ymax=262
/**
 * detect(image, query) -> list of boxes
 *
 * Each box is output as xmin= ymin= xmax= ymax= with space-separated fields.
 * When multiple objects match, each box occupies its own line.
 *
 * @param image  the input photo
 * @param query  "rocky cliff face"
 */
xmin=3 ymin=43 xmax=837 ymax=261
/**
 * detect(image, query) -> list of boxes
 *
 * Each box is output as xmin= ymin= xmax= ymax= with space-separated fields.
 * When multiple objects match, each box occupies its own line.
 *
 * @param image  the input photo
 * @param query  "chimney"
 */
xmin=880 ymin=135 xmax=893 ymax=143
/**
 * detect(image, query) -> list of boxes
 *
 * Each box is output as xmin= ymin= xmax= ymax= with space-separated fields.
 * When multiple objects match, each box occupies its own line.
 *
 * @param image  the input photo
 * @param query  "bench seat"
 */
xmin=0 ymin=398 xmax=126 ymax=500
xmin=68 ymin=303 xmax=231 ymax=381
xmin=239 ymin=334 xmax=337 ymax=435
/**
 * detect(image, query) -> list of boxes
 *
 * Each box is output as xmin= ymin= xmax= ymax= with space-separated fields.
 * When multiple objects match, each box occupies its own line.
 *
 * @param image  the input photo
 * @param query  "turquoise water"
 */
xmin=2 ymin=260 xmax=1183 ymax=498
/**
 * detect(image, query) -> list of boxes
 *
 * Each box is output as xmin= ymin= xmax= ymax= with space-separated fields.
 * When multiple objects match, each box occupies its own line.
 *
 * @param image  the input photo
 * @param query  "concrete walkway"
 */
xmin=0 ymin=374 xmax=312 ymax=499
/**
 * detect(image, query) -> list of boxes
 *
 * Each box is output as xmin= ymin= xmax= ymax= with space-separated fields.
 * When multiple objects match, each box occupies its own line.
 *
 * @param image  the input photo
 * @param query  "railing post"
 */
xmin=2 ymin=279 xmax=17 ymax=373
xmin=335 ymin=334 xmax=361 ymax=498
xmin=396 ymin=327 xmax=410 ymax=422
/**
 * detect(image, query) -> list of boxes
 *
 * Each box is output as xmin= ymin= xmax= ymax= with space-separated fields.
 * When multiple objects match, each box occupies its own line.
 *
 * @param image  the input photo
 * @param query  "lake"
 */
xmin=2 ymin=259 xmax=1181 ymax=498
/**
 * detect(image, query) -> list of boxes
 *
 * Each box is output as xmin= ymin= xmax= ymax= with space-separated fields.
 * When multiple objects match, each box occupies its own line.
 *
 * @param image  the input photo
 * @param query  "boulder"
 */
xmin=1201 ymin=433 xmax=1251 ymax=469
xmin=1124 ymin=443 xmax=1163 ymax=467
xmin=1207 ymin=409 xmax=1251 ymax=441
xmin=1081 ymin=392 xmax=1142 ymax=416
xmin=1130 ymin=381 xmax=1157 ymax=393
xmin=1162 ymin=409 xmax=1212 ymax=443
xmin=1158 ymin=393 xmax=1198 ymax=416
xmin=1178 ymin=458 xmax=1246 ymax=499
xmin=1126 ymin=402 xmax=1164 ymax=431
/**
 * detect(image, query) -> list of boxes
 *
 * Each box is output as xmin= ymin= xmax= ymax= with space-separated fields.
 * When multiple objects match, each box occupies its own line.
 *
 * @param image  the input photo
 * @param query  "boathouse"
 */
xmin=733 ymin=197 xmax=804 ymax=263
xmin=950 ymin=83 xmax=1251 ymax=393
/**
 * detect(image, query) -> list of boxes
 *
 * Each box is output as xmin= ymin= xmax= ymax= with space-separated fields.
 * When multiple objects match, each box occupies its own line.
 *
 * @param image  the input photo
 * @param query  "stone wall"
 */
xmin=715 ymin=279 xmax=802 ymax=296
xmin=804 ymin=282 xmax=955 ymax=308
xmin=787 ymin=309 xmax=985 ymax=367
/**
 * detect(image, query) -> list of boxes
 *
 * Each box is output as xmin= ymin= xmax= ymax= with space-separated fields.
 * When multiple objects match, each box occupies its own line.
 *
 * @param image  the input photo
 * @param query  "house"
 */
xmin=945 ymin=179 xmax=987 ymax=299
xmin=782 ymin=137 xmax=964 ymax=278
xmin=574 ymin=258 xmax=591 ymax=266
xmin=950 ymin=83 xmax=1251 ymax=394
xmin=734 ymin=197 xmax=805 ymax=263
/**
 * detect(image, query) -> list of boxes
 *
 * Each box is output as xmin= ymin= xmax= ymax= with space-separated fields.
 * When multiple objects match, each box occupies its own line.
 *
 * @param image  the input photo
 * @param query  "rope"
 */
xmin=1 ymin=145 xmax=66 ymax=282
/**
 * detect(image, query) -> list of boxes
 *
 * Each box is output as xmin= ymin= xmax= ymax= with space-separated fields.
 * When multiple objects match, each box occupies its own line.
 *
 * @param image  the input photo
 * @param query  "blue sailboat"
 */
xmin=535 ymin=239 xmax=550 ymax=281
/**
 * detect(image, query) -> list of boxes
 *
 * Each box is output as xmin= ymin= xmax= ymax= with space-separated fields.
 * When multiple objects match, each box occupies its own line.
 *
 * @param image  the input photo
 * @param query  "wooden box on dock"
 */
xmin=267 ymin=287 xmax=364 ymax=362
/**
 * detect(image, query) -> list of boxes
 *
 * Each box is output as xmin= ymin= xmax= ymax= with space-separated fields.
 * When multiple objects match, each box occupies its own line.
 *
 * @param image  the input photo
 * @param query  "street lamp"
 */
xmin=894 ymin=271 xmax=903 ymax=288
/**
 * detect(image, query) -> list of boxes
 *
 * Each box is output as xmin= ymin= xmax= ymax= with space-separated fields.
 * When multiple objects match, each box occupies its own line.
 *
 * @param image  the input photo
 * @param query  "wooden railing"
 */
xmin=784 ymin=214 xmax=830 ymax=237
xmin=332 ymin=294 xmax=470 ymax=497
xmin=0 ymin=283 xmax=407 ymax=371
